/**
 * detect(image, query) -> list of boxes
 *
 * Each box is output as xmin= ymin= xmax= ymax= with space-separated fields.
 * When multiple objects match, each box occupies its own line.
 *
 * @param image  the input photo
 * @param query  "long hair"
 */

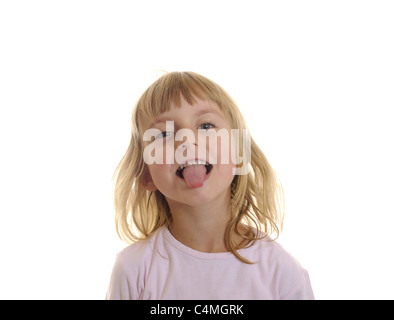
xmin=113 ymin=71 xmax=284 ymax=263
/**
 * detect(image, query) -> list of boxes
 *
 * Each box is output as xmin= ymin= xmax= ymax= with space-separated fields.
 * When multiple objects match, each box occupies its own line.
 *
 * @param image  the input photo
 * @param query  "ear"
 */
xmin=140 ymin=166 xmax=158 ymax=191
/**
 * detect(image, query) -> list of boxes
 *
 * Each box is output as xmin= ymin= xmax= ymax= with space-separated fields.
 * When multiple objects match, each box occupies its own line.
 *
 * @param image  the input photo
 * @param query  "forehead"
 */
xmin=142 ymin=96 xmax=226 ymax=129
xmin=135 ymin=72 xmax=237 ymax=133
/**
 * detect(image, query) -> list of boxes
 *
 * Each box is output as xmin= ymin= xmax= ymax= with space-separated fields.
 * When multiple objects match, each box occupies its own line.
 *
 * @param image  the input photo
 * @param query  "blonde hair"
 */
xmin=113 ymin=71 xmax=284 ymax=263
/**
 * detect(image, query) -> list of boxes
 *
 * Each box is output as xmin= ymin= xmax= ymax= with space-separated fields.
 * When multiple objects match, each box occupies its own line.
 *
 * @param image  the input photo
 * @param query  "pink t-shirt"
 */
xmin=106 ymin=227 xmax=314 ymax=300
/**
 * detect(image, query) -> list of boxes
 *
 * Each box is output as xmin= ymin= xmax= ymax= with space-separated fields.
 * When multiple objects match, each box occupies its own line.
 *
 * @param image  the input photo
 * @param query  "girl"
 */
xmin=106 ymin=71 xmax=314 ymax=299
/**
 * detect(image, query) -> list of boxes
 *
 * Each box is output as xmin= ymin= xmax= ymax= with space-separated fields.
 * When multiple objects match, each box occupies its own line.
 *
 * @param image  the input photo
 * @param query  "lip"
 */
xmin=175 ymin=158 xmax=213 ymax=182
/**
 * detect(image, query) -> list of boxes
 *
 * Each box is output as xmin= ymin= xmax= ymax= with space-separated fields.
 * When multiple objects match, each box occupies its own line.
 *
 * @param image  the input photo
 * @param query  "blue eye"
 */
xmin=155 ymin=131 xmax=174 ymax=139
xmin=199 ymin=123 xmax=215 ymax=130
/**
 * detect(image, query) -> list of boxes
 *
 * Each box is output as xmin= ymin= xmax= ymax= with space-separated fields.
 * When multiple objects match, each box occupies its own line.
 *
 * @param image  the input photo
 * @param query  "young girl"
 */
xmin=106 ymin=71 xmax=314 ymax=300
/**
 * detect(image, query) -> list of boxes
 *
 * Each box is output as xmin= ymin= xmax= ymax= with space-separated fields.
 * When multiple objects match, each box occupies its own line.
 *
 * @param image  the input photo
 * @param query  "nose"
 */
xmin=173 ymin=127 xmax=198 ymax=149
xmin=174 ymin=128 xmax=199 ymax=164
xmin=179 ymin=140 xmax=197 ymax=149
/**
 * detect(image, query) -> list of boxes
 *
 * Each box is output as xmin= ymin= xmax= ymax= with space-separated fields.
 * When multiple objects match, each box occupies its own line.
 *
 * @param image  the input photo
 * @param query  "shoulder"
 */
xmin=248 ymin=235 xmax=314 ymax=299
xmin=115 ymin=228 xmax=162 ymax=273
xmin=245 ymin=231 xmax=302 ymax=268
xmin=106 ymin=228 xmax=163 ymax=300
xmin=260 ymin=236 xmax=303 ymax=268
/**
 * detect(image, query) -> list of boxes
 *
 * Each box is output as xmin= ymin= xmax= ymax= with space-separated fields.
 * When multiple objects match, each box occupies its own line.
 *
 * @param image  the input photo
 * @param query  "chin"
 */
xmin=180 ymin=193 xmax=215 ymax=206
xmin=175 ymin=186 xmax=231 ymax=208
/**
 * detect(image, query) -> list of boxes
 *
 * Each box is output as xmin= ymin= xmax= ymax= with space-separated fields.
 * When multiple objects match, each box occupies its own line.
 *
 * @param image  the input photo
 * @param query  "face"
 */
xmin=140 ymin=96 xmax=236 ymax=208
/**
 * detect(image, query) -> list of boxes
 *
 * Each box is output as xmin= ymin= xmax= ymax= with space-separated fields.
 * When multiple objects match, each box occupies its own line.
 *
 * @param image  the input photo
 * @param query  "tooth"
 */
xmin=179 ymin=160 xmax=208 ymax=170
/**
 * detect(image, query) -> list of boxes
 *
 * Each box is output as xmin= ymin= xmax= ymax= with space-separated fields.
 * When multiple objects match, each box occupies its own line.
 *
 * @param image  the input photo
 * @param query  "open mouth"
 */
xmin=176 ymin=160 xmax=213 ymax=179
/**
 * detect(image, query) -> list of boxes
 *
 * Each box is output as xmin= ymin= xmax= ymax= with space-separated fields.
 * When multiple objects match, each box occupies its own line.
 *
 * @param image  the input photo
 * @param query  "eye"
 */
xmin=155 ymin=131 xmax=174 ymax=140
xmin=199 ymin=123 xmax=215 ymax=130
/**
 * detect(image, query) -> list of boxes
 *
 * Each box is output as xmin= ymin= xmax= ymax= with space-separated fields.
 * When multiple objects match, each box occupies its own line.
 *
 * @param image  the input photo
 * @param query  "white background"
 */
xmin=1 ymin=0 xmax=393 ymax=299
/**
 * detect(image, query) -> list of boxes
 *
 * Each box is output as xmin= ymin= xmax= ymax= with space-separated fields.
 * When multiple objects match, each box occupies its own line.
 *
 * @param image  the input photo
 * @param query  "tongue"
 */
xmin=182 ymin=165 xmax=206 ymax=188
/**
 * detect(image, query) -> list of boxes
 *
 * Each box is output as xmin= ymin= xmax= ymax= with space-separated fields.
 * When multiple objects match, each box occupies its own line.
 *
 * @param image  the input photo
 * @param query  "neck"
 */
xmin=167 ymin=189 xmax=232 ymax=253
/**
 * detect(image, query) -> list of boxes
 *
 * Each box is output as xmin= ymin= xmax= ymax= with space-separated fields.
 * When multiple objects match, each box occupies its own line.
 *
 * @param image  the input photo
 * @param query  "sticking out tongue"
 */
xmin=182 ymin=165 xmax=206 ymax=188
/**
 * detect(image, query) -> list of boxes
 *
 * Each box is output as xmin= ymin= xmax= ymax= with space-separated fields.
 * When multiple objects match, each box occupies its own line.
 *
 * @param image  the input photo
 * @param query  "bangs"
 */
xmin=136 ymin=71 xmax=231 ymax=126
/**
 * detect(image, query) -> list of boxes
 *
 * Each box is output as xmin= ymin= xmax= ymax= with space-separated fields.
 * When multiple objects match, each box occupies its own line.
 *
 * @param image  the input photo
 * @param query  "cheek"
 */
xmin=217 ymin=134 xmax=236 ymax=169
xmin=219 ymin=162 xmax=235 ymax=178
xmin=218 ymin=135 xmax=232 ymax=165
xmin=213 ymin=162 xmax=235 ymax=193
xmin=148 ymin=164 xmax=172 ymax=186
xmin=200 ymin=130 xmax=233 ymax=165
xmin=143 ymin=139 xmax=175 ymax=166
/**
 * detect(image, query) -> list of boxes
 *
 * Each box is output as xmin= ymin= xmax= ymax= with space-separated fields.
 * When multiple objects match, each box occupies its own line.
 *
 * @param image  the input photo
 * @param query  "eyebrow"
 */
xmin=151 ymin=108 xmax=223 ymax=126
